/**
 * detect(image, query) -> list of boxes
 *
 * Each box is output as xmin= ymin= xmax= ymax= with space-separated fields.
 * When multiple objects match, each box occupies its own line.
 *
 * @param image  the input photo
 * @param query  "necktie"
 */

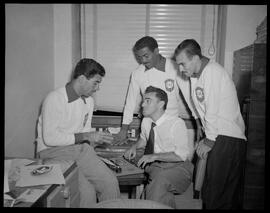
xmin=144 ymin=122 xmax=156 ymax=155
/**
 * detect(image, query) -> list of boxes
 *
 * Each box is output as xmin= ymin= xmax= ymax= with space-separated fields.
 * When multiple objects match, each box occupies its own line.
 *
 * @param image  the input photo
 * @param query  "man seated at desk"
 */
xmin=36 ymin=58 xmax=121 ymax=208
xmin=124 ymin=86 xmax=194 ymax=208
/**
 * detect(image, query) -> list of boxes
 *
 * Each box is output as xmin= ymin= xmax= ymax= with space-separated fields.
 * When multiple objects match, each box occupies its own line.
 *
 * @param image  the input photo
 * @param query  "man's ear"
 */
xmin=77 ymin=75 xmax=86 ymax=84
xmin=153 ymin=47 xmax=159 ymax=55
xmin=192 ymin=54 xmax=200 ymax=62
xmin=158 ymin=100 xmax=165 ymax=110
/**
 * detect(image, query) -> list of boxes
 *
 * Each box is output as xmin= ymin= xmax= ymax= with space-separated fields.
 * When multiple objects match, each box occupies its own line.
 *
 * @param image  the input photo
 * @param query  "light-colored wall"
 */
xmin=224 ymin=5 xmax=267 ymax=77
xmin=5 ymin=4 xmax=80 ymax=158
xmin=5 ymin=4 xmax=55 ymax=157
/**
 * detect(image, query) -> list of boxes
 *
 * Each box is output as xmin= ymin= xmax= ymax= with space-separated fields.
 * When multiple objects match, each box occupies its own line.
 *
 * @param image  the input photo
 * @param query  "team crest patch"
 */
xmin=83 ymin=113 xmax=89 ymax=127
xmin=195 ymin=87 xmax=204 ymax=102
xmin=164 ymin=79 xmax=174 ymax=92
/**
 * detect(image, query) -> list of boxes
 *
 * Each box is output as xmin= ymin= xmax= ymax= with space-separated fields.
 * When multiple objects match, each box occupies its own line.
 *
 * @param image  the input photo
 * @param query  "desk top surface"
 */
xmin=5 ymin=158 xmax=76 ymax=207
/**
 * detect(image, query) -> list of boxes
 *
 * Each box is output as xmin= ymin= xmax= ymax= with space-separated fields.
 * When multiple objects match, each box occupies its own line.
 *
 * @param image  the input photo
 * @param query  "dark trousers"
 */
xmin=202 ymin=135 xmax=246 ymax=209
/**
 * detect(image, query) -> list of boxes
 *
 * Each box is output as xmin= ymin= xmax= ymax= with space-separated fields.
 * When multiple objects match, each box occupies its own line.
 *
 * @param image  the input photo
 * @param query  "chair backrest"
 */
xmin=33 ymin=141 xmax=40 ymax=159
xmin=174 ymin=155 xmax=206 ymax=209
xmin=193 ymin=154 xmax=208 ymax=199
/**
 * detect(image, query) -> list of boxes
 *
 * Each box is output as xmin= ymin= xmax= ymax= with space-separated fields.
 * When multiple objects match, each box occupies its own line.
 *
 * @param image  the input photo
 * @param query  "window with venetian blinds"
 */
xmin=81 ymin=4 xmax=218 ymax=115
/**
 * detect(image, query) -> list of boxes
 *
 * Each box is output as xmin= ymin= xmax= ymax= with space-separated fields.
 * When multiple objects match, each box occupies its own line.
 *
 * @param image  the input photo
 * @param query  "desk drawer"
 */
xmin=46 ymin=166 xmax=79 ymax=207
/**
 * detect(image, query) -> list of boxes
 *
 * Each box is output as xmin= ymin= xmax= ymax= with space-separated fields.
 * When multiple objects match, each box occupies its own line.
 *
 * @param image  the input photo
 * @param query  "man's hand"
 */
xmin=113 ymin=125 xmax=129 ymax=145
xmin=87 ymin=131 xmax=114 ymax=145
xmin=123 ymin=144 xmax=137 ymax=161
xmin=196 ymin=139 xmax=211 ymax=160
xmin=137 ymin=154 xmax=157 ymax=169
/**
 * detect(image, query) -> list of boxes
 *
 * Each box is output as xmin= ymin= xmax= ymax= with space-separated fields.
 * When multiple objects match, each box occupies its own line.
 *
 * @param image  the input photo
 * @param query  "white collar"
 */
xmin=155 ymin=112 xmax=171 ymax=127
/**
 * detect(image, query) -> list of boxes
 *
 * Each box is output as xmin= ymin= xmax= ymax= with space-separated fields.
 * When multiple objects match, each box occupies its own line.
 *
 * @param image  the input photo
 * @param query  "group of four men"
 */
xmin=36 ymin=36 xmax=246 ymax=209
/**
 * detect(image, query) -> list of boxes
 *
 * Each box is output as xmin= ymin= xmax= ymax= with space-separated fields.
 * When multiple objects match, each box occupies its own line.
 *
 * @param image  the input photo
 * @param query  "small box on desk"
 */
xmin=92 ymin=112 xmax=141 ymax=139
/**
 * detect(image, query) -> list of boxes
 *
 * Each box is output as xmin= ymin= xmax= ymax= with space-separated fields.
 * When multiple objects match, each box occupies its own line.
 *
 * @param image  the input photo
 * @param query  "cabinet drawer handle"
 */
xmin=61 ymin=186 xmax=70 ymax=199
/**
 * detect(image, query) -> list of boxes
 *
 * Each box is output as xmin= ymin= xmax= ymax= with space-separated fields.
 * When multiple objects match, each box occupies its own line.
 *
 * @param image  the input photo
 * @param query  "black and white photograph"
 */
xmin=4 ymin=3 xmax=267 ymax=209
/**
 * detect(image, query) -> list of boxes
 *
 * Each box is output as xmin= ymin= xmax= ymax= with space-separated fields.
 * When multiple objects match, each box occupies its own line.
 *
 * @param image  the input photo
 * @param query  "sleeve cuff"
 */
xmin=203 ymin=138 xmax=215 ymax=148
xmin=74 ymin=133 xmax=84 ymax=144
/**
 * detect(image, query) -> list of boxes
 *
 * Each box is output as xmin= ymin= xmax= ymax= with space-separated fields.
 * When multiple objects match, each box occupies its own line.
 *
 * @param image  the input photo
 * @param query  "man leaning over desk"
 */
xmin=124 ymin=86 xmax=194 ymax=208
xmin=114 ymin=36 xmax=203 ymax=145
xmin=36 ymin=58 xmax=121 ymax=208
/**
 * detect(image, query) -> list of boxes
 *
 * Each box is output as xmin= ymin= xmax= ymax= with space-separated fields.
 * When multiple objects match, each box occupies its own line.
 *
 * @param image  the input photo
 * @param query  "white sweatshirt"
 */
xmin=36 ymin=86 xmax=94 ymax=152
xmin=190 ymin=61 xmax=246 ymax=141
xmin=122 ymin=58 xmax=197 ymax=125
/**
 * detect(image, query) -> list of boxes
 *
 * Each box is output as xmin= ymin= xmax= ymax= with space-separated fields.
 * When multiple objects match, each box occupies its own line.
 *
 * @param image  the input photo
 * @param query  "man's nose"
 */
xmin=141 ymin=101 xmax=146 ymax=107
xmin=141 ymin=57 xmax=148 ymax=63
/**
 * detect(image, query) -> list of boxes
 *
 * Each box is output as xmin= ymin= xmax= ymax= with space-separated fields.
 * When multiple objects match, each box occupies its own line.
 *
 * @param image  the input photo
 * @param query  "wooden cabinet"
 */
xmin=233 ymin=43 xmax=266 ymax=209
xmin=45 ymin=166 xmax=80 ymax=208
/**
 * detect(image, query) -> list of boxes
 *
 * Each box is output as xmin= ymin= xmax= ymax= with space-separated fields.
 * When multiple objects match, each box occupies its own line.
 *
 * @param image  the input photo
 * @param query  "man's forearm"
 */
xmin=121 ymin=124 xmax=129 ymax=130
xmin=134 ymin=138 xmax=146 ymax=149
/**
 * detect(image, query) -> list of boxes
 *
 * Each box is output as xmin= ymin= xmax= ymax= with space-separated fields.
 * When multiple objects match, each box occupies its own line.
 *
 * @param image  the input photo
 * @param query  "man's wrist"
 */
xmin=74 ymin=133 xmax=84 ymax=144
xmin=75 ymin=132 xmax=96 ymax=146
xmin=121 ymin=124 xmax=129 ymax=131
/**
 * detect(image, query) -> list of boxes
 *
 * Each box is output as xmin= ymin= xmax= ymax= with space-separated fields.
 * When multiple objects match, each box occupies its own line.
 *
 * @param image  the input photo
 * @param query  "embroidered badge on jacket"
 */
xmin=195 ymin=87 xmax=204 ymax=102
xmin=165 ymin=79 xmax=174 ymax=92
xmin=83 ymin=113 xmax=89 ymax=127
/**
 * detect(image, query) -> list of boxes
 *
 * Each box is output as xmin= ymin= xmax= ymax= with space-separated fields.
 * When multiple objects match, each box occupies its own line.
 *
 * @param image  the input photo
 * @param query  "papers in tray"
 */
xmin=16 ymin=164 xmax=65 ymax=187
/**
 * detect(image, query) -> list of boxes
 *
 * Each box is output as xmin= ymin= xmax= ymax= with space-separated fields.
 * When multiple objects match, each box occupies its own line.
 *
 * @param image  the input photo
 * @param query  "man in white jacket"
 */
xmin=115 ymin=36 xmax=202 ymax=144
xmin=174 ymin=39 xmax=246 ymax=209
xmin=36 ymin=58 xmax=120 ymax=208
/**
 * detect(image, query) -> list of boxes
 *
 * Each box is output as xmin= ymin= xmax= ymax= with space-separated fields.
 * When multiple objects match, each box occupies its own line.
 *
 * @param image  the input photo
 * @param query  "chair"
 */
xmin=174 ymin=154 xmax=207 ymax=209
xmin=33 ymin=140 xmax=40 ymax=159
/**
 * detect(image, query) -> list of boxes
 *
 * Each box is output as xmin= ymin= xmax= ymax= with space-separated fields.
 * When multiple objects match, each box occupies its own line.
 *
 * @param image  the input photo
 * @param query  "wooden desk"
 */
xmin=118 ymin=170 xmax=146 ymax=199
xmin=6 ymin=159 xmax=79 ymax=207
xmin=96 ymin=150 xmax=146 ymax=199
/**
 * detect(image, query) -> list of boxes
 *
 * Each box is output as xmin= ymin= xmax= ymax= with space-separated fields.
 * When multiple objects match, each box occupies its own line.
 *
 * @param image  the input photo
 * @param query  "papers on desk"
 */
xmin=16 ymin=188 xmax=46 ymax=203
xmin=5 ymin=158 xmax=36 ymax=193
xmin=4 ymin=158 xmax=38 ymax=207
xmin=4 ymin=193 xmax=16 ymax=207
xmin=16 ymin=164 xmax=65 ymax=187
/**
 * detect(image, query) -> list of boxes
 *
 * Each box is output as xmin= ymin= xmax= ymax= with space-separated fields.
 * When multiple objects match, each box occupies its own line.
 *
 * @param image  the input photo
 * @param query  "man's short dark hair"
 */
xmin=145 ymin=86 xmax=168 ymax=110
xmin=133 ymin=36 xmax=158 ymax=52
xmin=73 ymin=58 xmax=105 ymax=79
xmin=173 ymin=39 xmax=202 ymax=60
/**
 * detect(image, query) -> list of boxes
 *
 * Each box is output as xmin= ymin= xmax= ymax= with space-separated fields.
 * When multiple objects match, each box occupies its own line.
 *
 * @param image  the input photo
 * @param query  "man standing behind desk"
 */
xmin=124 ymin=86 xmax=194 ymax=208
xmin=114 ymin=36 xmax=202 ymax=145
xmin=173 ymin=39 xmax=246 ymax=209
xmin=36 ymin=58 xmax=121 ymax=208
